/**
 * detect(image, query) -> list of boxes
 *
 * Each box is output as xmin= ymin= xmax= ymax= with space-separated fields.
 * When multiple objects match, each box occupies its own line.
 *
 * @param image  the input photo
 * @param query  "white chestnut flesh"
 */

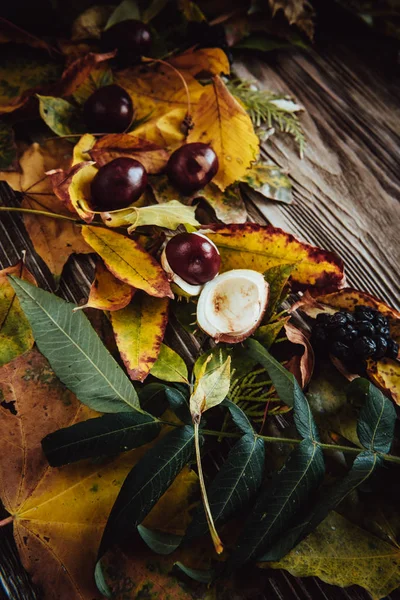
xmin=196 ymin=269 xmax=269 ymax=343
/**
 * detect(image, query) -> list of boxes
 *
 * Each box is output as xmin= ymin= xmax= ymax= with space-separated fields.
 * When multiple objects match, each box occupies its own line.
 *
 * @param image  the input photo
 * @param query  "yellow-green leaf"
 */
xmin=49 ymin=162 xmax=96 ymax=222
xmin=38 ymin=95 xmax=85 ymax=137
xmin=264 ymin=512 xmax=400 ymax=599
xmin=240 ymin=160 xmax=293 ymax=204
xmin=76 ymin=259 xmax=135 ymax=312
xmin=0 ymin=261 xmax=36 ymax=366
xmin=126 ymin=200 xmax=199 ymax=232
xmin=205 ymin=223 xmax=344 ymax=291
xmin=110 ymin=293 xmax=169 ymax=381
xmin=151 ymin=344 xmax=189 ymax=384
xmin=187 ymin=76 xmax=259 ymax=191
xmin=81 ymin=226 xmax=173 ymax=298
xmin=198 ymin=183 xmax=247 ymax=224
xmin=190 ymin=354 xmax=231 ymax=421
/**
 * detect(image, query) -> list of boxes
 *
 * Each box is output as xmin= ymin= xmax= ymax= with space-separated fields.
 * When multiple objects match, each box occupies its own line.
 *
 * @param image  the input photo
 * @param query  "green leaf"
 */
xmin=190 ymin=354 xmax=231 ymax=420
xmin=254 ymin=318 xmax=288 ymax=349
xmin=37 ymin=95 xmax=85 ymax=137
xmin=127 ymin=201 xmax=199 ymax=232
xmin=98 ymin=424 xmax=195 ymax=557
xmin=150 ymin=344 xmax=189 ymax=384
xmin=174 ymin=563 xmax=213 ymax=583
xmin=240 ymin=160 xmax=293 ymax=204
xmin=244 ymin=339 xmax=319 ymax=441
xmin=138 ymin=382 xmax=168 ymax=416
xmin=263 ymin=264 xmax=294 ymax=321
xmin=186 ymin=432 xmax=265 ymax=541
xmin=137 ymin=525 xmax=182 ymax=555
xmin=165 ymin=386 xmax=191 ymax=424
xmin=105 ymin=0 xmax=140 ymax=30
xmin=193 ymin=347 xmax=230 ymax=381
xmin=350 ymin=378 xmax=396 ymax=453
xmin=235 ymin=34 xmax=292 ymax=52
xmin=226 ymin=438 xmax=324 ymax=570
xmin=260 ymin=450 xmax=381 ymax=561
xmin=41 ymin=412 xmax=161 ymax=467
xmin=0 ymin=122 xmax=18 ymax=170
xmin=10 ymin=277 xmax=140 ymax=413
xmin=223 ymin=398 xmax=254 ymax=435
xmin=142 ymin=0 xmax=169 ymax=22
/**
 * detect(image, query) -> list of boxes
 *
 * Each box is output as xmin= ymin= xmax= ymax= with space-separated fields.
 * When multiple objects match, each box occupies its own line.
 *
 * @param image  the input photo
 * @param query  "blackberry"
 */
xmin=331 ymin=341 xmax=351 ymax=361
xmin=373 ymin=336 xmax=388 ymax=360
xmin=311 ymin=325 xmax=329 ymax=349
xmin=328 ymin=312 xmax=348 ymax=328
xmin=316 ymin=312 xmax=332 ymax=325
xmin=353 ymin=336 xmax=377 ymax=358
xmin=374 ymin=314 xmax=389 ymax=328
xmin=332 ymin=325 xmax=358 ymax=343
xmin=341 ymin=310 xmax=356 ymax=324
xmin=386 ymin=339 xmax=399 ymax=360
xmin=375 ymin=325 xmax=390 ymax=339
xmin=355 ymin=305 xmax=376 ymax=321
xmin=357 ymin=321 xmax=375 ymax=337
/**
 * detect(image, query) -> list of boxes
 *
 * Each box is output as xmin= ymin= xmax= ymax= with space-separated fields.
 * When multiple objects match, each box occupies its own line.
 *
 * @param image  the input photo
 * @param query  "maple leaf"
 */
xmin=187 ymin=76 xmax=259 ymax=191
xmin=0 ymin=143 xmax=92 ymax=279
xmin=0 ymin=349 xmax=198 ymax=600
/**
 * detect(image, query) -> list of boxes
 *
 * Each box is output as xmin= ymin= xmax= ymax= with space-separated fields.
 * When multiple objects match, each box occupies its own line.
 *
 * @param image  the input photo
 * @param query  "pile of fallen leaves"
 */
xmin=0 ymin=2 xmax=400 ymax=600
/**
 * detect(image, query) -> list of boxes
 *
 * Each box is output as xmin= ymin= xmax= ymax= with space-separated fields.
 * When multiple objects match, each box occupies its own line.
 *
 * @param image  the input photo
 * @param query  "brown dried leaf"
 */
xmin=284 ymin=322 xmax=314 ymax=388
xmin=48 ymin=161 xmax=96 ymax=223
xmin=168 ymin=47 xmax=230 ymax=77
xmin=268 ymin=0 xmax=315 ymax=39
xmin=90 ymin=134 xmax=170 ymax=174
xmin=197 ymin=182 xmax=248 ymax=224
xmin=0 ymin=143 xmax=92 ymax=278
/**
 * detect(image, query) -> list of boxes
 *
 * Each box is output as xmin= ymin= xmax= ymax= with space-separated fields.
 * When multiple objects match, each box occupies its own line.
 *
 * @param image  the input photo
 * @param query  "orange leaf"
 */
xmin=205 ymin=223 xmax=344 ymax=292
xmin=111 ymin=292 xmax=169 ymax=381
xmin=81 ymin=226 xmax=173 ymax=298
xmin=51 ymin=51 xmax=116 ymax=98
xmin=168 ymin=47 xmax=230 ymax=77
xmin=115 ymin=64 xmax=204 ymax=121
xmin=187 ymin=76 xmax=259 ymax=191
xmin=78 ymin=259 xmax=135 ymax=312
xmin=0 ymin=143 xmax=92 ymax=278
xmin=90 ymin=134 xmax=170 ymax=174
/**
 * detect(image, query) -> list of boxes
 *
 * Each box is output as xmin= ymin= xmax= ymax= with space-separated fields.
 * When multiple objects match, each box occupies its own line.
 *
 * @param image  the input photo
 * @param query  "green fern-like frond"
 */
xmin=227 ymin=78 xmax=306 ymax=158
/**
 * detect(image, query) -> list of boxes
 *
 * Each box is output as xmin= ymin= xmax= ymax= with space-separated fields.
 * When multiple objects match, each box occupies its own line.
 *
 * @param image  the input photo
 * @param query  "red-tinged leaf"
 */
xmin=51 ymin=51 xmax=117 ymax=98
xmin=81 ymin=226 xmax=173 ymax=299
xmin=48 ymin=162 xmax=96 ymax=222
xmin=168 ymin=47 xmax=230 ymax=77
xmin=77 ymin=260 xmax=135 ymax=312
xmin=284 ymin=322 xmax=314 ymax=388
xmin=204 ymin=223 xmax=345 ymax=292
xmin=90 ymin=134 xmax=169 ymax=174
xmin=111 ymin=293 xmax=169 ymax=381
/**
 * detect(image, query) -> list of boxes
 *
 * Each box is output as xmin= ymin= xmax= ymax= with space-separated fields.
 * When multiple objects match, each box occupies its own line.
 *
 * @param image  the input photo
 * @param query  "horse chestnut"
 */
xmin=91 ymin=157 xmax=147 ymax=211
xmin=101 ymin=19 xmax=152 ymax=64
xmin=83 ymin=84 xmax=133 ymax=133
xmin=166 ymin=143 xmax=219 ymax=195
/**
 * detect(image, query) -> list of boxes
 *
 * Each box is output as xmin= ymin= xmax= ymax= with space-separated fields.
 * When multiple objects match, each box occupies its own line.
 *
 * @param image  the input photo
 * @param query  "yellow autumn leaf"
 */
xmin=0 ymin=261 xmax=36 ymax=366
xmin=115 ymin=63 xmax=204 ymax=121
xmin=0 ymin=143 xmax=92 ymax=278
xmin=151 ymin=344 xmax=189 ymax=384
xmin=0 ymin=349 xmax=196 ymax=600
xmin=264 ymin=512 xmax=400 ymax=599
xmin=168 ymin=47 xmax=230 ymax=77
xmin=49 ymin=162 xmax=97 ymax=223
xmin=110 ymin=292 xmax=169 ymax=381
xmin=76 ymin=259 xmax=135 ymax=312
xmin=187 ymin=75 xmax=259 ymax=191
xmin=133 ymin=108 xmax=186 ymax=147
xmin=367 ymin=358 xmax=400 ymax=406
xmin=72 ymin=133 xmax=96 ymax=164
xmin=81 ymin=225 xmax=173 ymax=298
xmin=205 ymin=223 xmax=344 ymax=291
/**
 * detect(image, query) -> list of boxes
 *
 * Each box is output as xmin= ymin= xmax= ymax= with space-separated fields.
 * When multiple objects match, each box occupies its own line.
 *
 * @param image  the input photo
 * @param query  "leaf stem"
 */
xmin=0 ymin=206 xmax=80 ymax=223
xmin=0 ymin=515 xmax=13 ymax=527
xmin=194 ymin=422 xmax=224 ymax=555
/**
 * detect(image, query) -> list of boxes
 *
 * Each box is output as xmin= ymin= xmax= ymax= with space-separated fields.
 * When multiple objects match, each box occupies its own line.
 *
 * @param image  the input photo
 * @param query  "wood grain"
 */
xmin=0 ymin=25 xmax=400 ymax=600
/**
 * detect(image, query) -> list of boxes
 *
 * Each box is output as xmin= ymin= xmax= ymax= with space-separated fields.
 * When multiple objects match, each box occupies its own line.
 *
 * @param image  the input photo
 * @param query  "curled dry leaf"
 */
xmin=110 ymin=292 xmax=169 ymax=381
xmin=48 ymin=161 xmax=96 ymax=222
xmin=205 ymin=223 xmax=345 ymax=292
xmin=50 ymin=51 xmax=117 ymax=98
xmin=76 ymin=259 xmax=135 ymax=312
xmin=284 ymin=322 xmax=314 ymax=388
xmin=198 ymin=183 xmax=248 ymax=224
xmin=90 ymin=134 xmax=170 ymax=174
xmin=187 ymin=76 xmax=259 ymax=191
xmin=168 ymin=47 xmax=230 ymax=77
xmin=116 ymin=63 xmax=204 ymax=121
xmin=73 ymin=134 xmax=96 ymax=165
xmin=240 ymin=160 xmax=293 ymax=204
xmin=0 ymin=143 xmax=92 ymax=279
xmin=268 ymin=0 xmax=315 ymax=40
xmin=0 ymin=261 xmax=36 ymax=366
xmin=81 ymin=226 xmax=173 ymax=298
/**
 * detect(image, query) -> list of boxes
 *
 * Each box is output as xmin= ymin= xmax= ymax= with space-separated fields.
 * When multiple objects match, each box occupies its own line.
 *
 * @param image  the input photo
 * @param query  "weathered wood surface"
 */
xmin=1 ymin=23 xmax=400 ymax=600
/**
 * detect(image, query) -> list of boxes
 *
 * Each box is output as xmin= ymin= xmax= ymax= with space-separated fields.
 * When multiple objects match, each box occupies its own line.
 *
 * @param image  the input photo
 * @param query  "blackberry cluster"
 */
xmin=311 ymin=305 xmax=399 ymax=366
